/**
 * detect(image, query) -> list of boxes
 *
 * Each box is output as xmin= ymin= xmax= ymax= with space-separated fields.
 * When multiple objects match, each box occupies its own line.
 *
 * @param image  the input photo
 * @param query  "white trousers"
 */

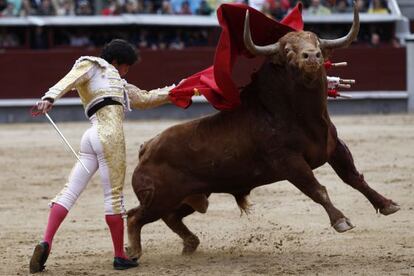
xmin=51 ymin=114 xmax=125 ymax=215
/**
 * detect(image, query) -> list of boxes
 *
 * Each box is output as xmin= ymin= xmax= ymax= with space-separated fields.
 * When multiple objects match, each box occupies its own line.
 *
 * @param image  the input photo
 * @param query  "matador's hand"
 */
xmin=37 ymin=100 xmax=53 ymax=114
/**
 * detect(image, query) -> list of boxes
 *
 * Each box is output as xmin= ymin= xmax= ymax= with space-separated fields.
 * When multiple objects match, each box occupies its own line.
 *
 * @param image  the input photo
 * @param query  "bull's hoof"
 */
xmin=125 ymin=246 xmax=142 ymax=261
xmin=379 ymin=202 xmax=400 ymax=216
xmin=182 ymin=235 xmax=200 ymax=255
xmin=332 ymin=218 xmax=355 ymax=233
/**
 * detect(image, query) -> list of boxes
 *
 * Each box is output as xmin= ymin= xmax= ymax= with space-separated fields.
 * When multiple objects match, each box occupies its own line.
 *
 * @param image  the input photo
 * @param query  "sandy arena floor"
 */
xmin=0 ymin=114 xmax=413 ymax=275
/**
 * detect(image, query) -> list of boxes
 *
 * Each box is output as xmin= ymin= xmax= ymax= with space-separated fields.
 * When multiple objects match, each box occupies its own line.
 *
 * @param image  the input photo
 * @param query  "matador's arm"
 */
xmin=41 ymin=60 xmax=95 ymax=102
xmin=125 ymin=83 xmax=175 ymax=110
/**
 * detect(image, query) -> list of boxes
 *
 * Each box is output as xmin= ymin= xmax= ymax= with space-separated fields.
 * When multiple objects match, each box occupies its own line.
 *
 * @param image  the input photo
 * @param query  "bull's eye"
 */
xmin=302 ymin=53 xmax=309 ymax=59
xmin=316 ymin=52 xmax=321 ymax=58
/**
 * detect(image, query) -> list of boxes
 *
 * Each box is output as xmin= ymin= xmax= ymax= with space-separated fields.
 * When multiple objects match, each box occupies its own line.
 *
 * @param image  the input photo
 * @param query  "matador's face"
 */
xmin=112 ymin=62 xmax=130 ymax=77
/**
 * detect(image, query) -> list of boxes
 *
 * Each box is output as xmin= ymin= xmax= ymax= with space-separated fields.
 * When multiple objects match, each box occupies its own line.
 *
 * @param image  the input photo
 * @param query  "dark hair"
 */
xmin=101 ymin=39 xmax=138 ymax=66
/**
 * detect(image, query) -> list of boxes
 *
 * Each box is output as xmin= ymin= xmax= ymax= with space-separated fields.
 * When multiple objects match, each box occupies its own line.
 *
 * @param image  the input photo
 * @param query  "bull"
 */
xmin=126 ymin=4 xmax=400 ymax=260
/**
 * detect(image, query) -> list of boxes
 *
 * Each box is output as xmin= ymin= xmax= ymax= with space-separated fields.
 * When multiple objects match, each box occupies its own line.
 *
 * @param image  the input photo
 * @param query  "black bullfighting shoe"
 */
xmin=29 ymin=241 xmax=50 ymax=273
xmin=113 ymin=257 xmax=139 ymax=270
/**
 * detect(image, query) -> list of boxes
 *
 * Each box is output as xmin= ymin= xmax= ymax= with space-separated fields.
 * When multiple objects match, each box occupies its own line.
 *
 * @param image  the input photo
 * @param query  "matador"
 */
xmin=30 ymin=39 xmax=175 ymax=273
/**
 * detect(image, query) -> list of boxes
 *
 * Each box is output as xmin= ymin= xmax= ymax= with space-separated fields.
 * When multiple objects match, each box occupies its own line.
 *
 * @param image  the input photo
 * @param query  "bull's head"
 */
xmin=243 ymin=3 xmax=359 ymax=77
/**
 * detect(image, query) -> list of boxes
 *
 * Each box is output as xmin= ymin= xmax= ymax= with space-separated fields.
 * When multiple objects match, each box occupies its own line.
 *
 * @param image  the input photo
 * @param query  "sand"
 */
xmin=0 ymin=114 xmax=413 ymax=275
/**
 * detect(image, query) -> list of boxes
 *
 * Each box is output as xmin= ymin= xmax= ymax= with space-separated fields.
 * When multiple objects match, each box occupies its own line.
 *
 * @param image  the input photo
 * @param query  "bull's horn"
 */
xmin=320 ymin=2 xmax=360 ymax=49
xmin=243 ymin=10 xmax=280 ymax=56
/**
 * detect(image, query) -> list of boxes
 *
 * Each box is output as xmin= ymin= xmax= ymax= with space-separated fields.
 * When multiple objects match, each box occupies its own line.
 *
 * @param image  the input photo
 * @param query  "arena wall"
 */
xmin=0 ymin=47 xmax=407 ymax=98
xmin=0 ymin=47 xmax=408 ymax=123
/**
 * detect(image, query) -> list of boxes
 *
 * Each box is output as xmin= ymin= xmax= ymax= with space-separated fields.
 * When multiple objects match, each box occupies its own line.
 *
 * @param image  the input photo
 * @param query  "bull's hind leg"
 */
xmin=129 ymin=170 xmax=202 ymax=258
xmin=126 ymin=206 xmax=145 ymax=260
xmin=162 ymin=203 xmax=202 ymax=255
xmin=286 ymin=157 xmax=354 ymax=233
xmin=127 ymin=171 xmax=169 ymax=260
xmin=328 ymin=139 xmax=400 ymax=215
xmin=127 ymin=203 xmax=168 ymax=260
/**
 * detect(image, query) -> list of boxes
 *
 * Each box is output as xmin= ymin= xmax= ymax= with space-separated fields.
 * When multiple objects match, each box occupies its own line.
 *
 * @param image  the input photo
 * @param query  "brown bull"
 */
xmin=127 ymin=5 xmax=400 ymax=260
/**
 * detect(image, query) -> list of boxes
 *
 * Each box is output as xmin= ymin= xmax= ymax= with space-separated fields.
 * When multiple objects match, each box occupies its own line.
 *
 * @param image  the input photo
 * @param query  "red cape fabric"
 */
xmin=169 ymin=3 xmax=304 ymax=110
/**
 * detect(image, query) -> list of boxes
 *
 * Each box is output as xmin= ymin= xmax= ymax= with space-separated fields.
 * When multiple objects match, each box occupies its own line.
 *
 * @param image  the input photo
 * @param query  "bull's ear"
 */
xmin=271 ymin=42 xmax=290 ymax=66
xmin=322 ymin=47 xmax=333 ymax=61
xmin=270 ymin=49 xmax=284 ymax=65
xmin=284 ymin=42 xmax=293 ymax=54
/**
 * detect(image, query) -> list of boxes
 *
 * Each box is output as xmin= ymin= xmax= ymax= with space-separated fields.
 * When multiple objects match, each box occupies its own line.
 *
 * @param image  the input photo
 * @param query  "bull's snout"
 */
xmin=300 ymin=49 xmax=322 ymax=72
xmin=301 ymin=50 xmax=322 ymax=63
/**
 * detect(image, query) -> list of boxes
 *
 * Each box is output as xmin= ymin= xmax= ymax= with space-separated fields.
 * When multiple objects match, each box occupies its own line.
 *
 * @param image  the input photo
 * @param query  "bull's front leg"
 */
xmin=328 ymin=138 xmax=400 ymax=215
xmin=285 ymin=157 xmax=354 ymax=233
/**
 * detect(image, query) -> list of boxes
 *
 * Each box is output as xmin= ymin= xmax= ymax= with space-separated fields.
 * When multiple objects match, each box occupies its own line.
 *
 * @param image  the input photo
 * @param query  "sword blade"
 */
xmin=45 ymin=113 xmax=90 ymax=174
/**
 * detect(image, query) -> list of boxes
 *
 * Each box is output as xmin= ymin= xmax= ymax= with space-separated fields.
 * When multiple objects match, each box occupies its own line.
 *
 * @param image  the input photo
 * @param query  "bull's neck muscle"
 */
xmin=251 ymin=62 xmax=328 ymax=118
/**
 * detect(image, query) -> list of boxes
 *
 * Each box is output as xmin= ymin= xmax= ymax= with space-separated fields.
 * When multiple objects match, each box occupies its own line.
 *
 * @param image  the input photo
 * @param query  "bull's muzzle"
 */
xmin=301 ymin=49 xmax=323 ymax=72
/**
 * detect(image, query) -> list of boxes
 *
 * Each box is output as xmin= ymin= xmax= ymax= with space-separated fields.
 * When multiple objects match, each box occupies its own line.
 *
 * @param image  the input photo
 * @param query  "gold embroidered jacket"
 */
xmin=41 ymin=56 xmax=172 ymax=114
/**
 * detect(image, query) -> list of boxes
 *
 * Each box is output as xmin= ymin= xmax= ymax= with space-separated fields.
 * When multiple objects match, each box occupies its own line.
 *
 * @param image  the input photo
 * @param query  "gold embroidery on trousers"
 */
xmin=96 ymin=105 xmax=126 ymax=214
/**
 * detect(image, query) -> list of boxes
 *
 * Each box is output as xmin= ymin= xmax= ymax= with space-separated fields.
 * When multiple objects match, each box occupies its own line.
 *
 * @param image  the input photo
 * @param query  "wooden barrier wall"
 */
xmin=0 ymin=47 xmax=406 ymax=100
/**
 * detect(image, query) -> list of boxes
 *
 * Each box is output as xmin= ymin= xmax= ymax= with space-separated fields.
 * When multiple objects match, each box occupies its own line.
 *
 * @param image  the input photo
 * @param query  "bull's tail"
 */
xmin=234 ymin=192 xmax=252 ymax=216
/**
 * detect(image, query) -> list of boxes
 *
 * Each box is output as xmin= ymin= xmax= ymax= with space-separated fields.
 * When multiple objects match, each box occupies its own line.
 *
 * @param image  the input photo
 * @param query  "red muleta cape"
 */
xmin=169 ymin=3 xmax=304 ymax=110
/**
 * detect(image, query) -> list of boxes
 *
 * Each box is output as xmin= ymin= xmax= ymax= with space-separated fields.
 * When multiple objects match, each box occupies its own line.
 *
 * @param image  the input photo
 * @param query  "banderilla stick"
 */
xmin=338 ymin=93 xmax=353 ymax=99
xmin=331 ymin=62 xmax=348 ymax=67
xmin=340 ymin=79 xmax=356 ymax=84
xmin=44 ymin=113 xmax=90 ymax=174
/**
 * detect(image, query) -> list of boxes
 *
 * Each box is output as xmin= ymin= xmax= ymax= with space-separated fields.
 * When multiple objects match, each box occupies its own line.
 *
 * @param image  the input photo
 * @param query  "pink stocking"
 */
xmin=105 ymin=214 xmax=127 ymax=259
xmin=43 ymin=203 xmax=68 ymax=251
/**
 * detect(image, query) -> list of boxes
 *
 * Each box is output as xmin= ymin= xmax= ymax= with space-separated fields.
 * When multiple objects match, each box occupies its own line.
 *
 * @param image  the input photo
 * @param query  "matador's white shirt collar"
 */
xmin=75 ymin=56 xmax=113 ymax=69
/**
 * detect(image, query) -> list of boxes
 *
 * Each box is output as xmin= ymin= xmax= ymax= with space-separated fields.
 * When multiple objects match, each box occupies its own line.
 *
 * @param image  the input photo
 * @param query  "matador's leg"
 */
xmin=92 ymin=105 xmax=135 ymax=266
